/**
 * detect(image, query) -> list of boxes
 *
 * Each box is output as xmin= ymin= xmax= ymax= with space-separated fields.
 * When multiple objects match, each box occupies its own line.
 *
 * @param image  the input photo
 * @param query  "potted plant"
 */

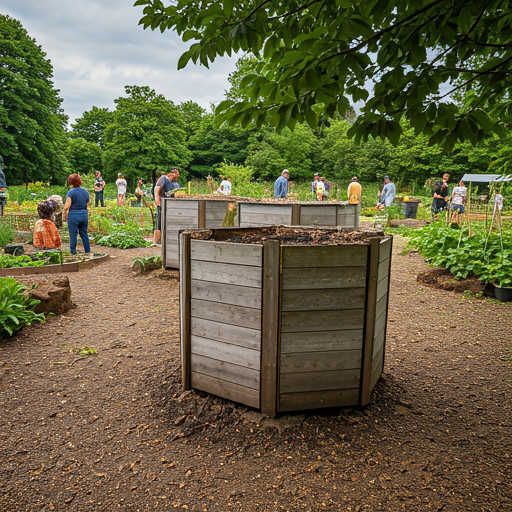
xmin=478 ymin=255 xmax=512 ymax=302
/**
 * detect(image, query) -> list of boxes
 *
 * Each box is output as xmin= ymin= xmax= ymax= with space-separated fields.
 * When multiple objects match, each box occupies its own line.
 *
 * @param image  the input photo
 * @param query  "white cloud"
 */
xmin=0 ymin=0 xmax=238 ymax=123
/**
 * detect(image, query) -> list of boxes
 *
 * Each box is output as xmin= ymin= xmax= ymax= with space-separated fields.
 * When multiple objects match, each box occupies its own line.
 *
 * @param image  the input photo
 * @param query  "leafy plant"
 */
xmin=72 ymin=346 xmax=97 ymax=356
xmin=0 ymin=254 xmax=45 ymax=268
xmin=0 ymin=218 xmax=15 ymax=248
xmin=0 ymin=277 xmax=45 ymax=337
xmin=97 ymin=224 xmax=150 ymax=249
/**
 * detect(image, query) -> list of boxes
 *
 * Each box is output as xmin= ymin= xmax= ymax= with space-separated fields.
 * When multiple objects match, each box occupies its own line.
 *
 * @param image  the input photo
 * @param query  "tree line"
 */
xmin=1 ymin=13 xmax=511 ymax=192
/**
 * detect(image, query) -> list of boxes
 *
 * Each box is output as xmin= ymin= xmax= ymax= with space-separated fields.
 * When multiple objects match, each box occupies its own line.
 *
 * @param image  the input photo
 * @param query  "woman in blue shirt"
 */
xmin=63 ymin=174 xmax=90 ymax=254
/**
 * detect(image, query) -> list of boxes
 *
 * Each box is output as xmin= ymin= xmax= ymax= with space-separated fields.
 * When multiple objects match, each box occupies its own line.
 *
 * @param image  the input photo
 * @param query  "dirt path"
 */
xmin=0 ymin=238 xmax=511 ymax=511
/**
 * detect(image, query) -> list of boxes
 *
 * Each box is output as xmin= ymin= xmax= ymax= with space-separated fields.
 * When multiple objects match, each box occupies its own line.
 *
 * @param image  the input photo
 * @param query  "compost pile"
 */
xmin=193 ymin=226 xmax=385 ymax=245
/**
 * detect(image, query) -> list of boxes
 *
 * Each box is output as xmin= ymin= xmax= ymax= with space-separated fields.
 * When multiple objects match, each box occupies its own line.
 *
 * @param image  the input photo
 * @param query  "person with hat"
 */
xmin=377 ymin=175 xmax=396 ymax=209
xmin=116 ymin=173 xmax=127 ymax=206
xmin=33 ymin=200 xmax=61 ymax=250
xmin=311 ymin=173 xmax=320 ymax=196
xmin=347 ymin=176 xmax=362 ymax=204
xmin=94 ymin=171 xmax=106 ymax=207
xmin=274 ymin=169 xmax=289 ymax=198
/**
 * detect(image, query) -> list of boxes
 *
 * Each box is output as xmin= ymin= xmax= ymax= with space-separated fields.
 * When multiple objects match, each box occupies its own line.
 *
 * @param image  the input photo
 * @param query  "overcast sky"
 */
xmin=0 ymin=0 xmax=238 ymax=125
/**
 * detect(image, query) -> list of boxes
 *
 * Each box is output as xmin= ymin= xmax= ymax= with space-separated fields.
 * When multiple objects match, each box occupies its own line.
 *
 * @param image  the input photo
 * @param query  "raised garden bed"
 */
xmin=179 ymin=226 xmax=392 ymax=416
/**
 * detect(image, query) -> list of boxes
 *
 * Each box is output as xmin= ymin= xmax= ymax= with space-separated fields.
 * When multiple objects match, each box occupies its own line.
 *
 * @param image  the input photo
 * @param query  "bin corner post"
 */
xmin=291 ymin=204 xmax=301 ymax=226
xmin=261 ymin=240 xmax=280 ymax=417
xmin=198 ymin=200 xmax=206 ymax=229
xmin=161 ymin=198 xmax=167 ymax=267
xmin=360 ymin=237 xmax=380 ymax=406
xmin=179 ymin=231 xmax=192 ymax=390
xmin=355 ymin=203 xmax=361 ymax=229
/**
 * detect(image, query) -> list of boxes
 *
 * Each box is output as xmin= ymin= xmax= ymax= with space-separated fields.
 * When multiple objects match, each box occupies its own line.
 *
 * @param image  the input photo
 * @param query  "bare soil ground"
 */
xmin=0 ymin=237 xmax=511 ymax=512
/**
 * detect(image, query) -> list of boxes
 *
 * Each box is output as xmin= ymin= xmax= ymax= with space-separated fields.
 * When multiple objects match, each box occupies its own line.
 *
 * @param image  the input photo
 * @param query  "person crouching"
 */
xmin=33 ymin=200 xmax=61 ymax=250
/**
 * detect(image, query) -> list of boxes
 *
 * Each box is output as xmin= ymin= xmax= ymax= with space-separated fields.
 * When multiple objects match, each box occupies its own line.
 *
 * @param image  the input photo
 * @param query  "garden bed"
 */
xmin=179 ymin=226 xmax=392 ymax=416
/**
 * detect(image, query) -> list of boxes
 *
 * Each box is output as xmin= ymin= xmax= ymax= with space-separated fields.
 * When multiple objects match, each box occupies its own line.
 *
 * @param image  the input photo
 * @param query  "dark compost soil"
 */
xmin=0 ymin=236 xmax=511 ymax=511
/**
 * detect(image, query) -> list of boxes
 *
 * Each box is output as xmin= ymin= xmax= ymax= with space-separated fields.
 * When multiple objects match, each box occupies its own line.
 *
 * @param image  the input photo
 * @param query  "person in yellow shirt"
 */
xmin=347 ymin=176 xmax=362 ymax=204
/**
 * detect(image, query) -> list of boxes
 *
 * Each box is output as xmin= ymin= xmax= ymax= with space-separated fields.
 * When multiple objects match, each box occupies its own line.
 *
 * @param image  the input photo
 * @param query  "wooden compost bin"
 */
xmin=237 ymin=201 xmax=360 ymax=229
xmin=161 ymin=197 xmax=237 ymax=268
xmin=179 ymin=226 xmax=392 ymax=416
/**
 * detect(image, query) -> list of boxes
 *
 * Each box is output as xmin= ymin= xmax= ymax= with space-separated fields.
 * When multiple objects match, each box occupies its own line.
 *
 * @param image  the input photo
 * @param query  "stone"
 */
xmin=21 ymin=275 xmax=72 ymax=315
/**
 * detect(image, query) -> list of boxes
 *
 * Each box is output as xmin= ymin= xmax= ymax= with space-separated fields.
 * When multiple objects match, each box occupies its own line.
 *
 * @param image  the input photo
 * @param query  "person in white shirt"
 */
xmin=450 ymin=180 xmax=467 ymax=222
xmin=217 ymin=177 xmax=232 ymax=195
xmin=116 ymin=173 xmax=127 ymax=206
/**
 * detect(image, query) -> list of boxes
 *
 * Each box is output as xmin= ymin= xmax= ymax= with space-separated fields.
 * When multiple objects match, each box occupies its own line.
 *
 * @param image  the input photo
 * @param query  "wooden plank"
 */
xmin=278 ymin=388 xmax=360 ymax=411
xmin=374 ymin=308 xmax=387 ymax=339
xmin=179 ymin=232 xmax=191 ymax=390
xmin=198 ymin=200 xmax=205 ymax=229
xmin=191 ymin=372 xmax=260 ymax=409
xmin=282 ymin=287 xmax=365 ymax=311
xmin=280 ymin=349 xmax=362 ymax=373
xmin=260 ymin=240 xmax=280 ymax=417
xmin=281 ymin=309 xmax=365 ymax=332
xmin=373 ymin=326 xmax=385 ymax=358
xmin=280 ymin=330 xmax=363 ymax=354
xmin=291 ymin=204 xmax=301 ymax=225
xmin=282 ymin=245 xmax=367 ymax=268
xmin=377 ymin=258 xmax=390 ymax=281
xmin=280 ymin=369 xmax=360 ymax=393
xmin=165 ymin=209 xmax=200 ymax=218
xmin=191 ymin=336 xmax=260 ymax=369
xmin=375 ymin=293 xmax=388 ymax=321
xmin=360 ymin=239 xmax=379 ymax=406
xmin=337 ymin=204 xmax=359 ymax=229
xmin=300 ymin=205 xmax=337 ymax=226
xmin=163 ymin=199 xmax=200 ymax=210
xmin=379 ymin=237 xmax=392 ymax=262
xmin=282 ymin=266 xmax=367 ymax=290
xmin=370 ymin=342 xmax=384 ymax=390
xmin=239 ymin=203 xmax=293 ymax=216
xmin=191 ymin=299 xmax=261 ymax=330
xmin=190 ymin=239 xmax=263 ymax=266
xmin=336 ymin=212 xmax=356 ymax=228
xmin=190 ymin=260 xmax=262 ymax=288
xmin=191 ymin=279 xmax=261 ymax=309
xmin=161 ymin=198 xmax=167 ymax=269
xmin=376 ymin=274 xmax=389 ymax=302
xmin=191 ymin=317 xmax=260 ymax=350
xmin=238 ymin=213 xmax=291 ymax=226
xmin=164 ymin=217 xmax=199 ymax=226
xmin=191 ymin=353 xmax=260 ymax=390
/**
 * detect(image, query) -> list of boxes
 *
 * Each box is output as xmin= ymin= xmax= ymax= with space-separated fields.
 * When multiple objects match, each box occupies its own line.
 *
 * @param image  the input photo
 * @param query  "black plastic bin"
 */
xmin=403 ymin=200 xmax=420 ymax=219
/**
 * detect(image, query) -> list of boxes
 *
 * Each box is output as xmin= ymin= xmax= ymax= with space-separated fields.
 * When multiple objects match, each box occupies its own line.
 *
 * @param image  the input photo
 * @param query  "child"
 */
xmin=33 ymin=200 xmax=61 ymax=250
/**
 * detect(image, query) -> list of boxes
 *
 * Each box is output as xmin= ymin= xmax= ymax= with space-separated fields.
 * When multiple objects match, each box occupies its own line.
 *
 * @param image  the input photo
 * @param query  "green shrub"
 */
xmin=0 ymin=218 xmax=15 ymax=248
xmin=97 ymin=224 xmax=150 ymax=249
xmin=0 ymin=254 xmax=45 ymax=268
xmin=0 ymin=277 xmax=45 ymax=337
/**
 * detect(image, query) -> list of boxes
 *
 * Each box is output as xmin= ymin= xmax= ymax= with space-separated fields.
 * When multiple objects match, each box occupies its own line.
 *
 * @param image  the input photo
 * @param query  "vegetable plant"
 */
xmin=97 ymin=224 xmax=150 ymax=249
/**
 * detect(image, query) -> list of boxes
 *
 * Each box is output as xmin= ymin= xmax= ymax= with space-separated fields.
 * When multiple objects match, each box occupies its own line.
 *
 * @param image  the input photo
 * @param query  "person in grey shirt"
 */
xmin=377 ymin=175 xmax=396 ymax=209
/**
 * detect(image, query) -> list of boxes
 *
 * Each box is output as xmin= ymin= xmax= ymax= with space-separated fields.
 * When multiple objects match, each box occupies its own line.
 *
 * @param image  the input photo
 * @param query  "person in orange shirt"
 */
xmin=33 ymin=200 xmax=61 ymax=250
xmin=347 ymin=176 xmax=362 ymax=204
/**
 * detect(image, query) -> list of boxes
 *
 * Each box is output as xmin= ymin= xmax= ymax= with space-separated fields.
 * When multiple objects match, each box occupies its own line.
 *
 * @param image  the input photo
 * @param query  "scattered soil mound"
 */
xmin=417 ymin=267 xmax=486 ymax=294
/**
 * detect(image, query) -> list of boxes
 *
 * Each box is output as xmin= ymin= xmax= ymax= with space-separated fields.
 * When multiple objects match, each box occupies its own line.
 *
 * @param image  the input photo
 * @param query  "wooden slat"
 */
xmin=179 ymin=232 xmax=191 ymax=390
xmin=164 ymin=199 xmax=200 ymax=210
xmin=165 ymin=209 xmax=200 ymax=218
xmin=281 ymin=309 xmax=365 ymax=332
xmin=374 ymin=308 xmax=387 ymax=338
xmin=239 ymin=203 xmax=293 ymax=216
xmin=280 ymin=330 xmax=363 ymax=354
xmin=336 ymin=213 xmax=356 ymax=228
xmin=376 ymin=274 xmax=389 ymax=302
xmin=164 ymin=217 xmax=199 ymax=226
xmin=377 ymin=258 xmax=390 ymax=281
xmin=191 ymin=354 xmax=260 ymax=390
xmin=278 ymin=388 xmax=360 ymax=411
xmin=191 ymin=372 xmax=260 ymax=409
xmin=280 ymin=349 xmax=362 ymax=373
xmin=379 ymin=237 xmax=392 ymax=262
xmin=373 ymin=326 xmax=385 ymax=358
xmin=260 ymin=240 xmax=280 ymax=417
xmin=291 ymin=204 xmax=301 ymax=225
xmin=282 ymin=245 xmax=367 ymax=268
xmin=280 ymin=369 xmax=360 ymax=393
xmin=370 ymin=342 xmax=384 ymax=390
xmin=282 ymin=287 xmax=365 ymax=311
xmin=190 ymin=260 xmax=262 ymax=288
xmin=198 ymin=200 xmax=205 ymax=229
xmin=191 ymin=336 xmax=260 ymax=369
xmin=191 ymin=317 xmax=260 ymax=350
xmin=282 ymin=266 xmax=367 ymax=290
xmin=191 ymin=279 xmax=261 ymax=309
xmin=360 ymin=239 xmax=379 ymax=406
xmin=375 ymin=293 xmax=388 ymax=320
xmin=190 ymin=239 xmax=263 ymax=266
xmin=239 ymin=213 xmax=291 ymax=226
xmin=300 ymin=205 xmax=337 ymax=226
xmin=191 ymin=299 xmax=261 ymax=330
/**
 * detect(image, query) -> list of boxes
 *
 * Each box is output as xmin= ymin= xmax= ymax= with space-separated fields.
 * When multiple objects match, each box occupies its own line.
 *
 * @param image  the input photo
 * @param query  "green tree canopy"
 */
xmin=178 ymin=100 xmax=206 ymax=141
xmin=137 ymin=0 xmax=512 ymax=150
xmin=103 ymin=85 xmax=190 ymax=187
xmin=66 ymin=137 xmax=103 ymax=176
xmin=0 ymin=14 xmax=68 ymax=185
xmin=70 ymin=106 xmax=115 ymax=147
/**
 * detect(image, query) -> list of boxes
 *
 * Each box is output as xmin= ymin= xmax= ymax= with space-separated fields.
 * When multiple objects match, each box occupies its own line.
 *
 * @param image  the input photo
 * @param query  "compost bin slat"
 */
xmin=280 ymin=369 xmax=361 ymax=393
xmin=280 ymin=330 xmax=363 ymax=354
xmin=190 ymin=261 xmax=262 ymax=288
xmin=282 ymin=245 xmax=367 ymax=268
xmin=191 ymin=373 xmax=260 ymax=409
xmin=376 ymin=275 xmax=389 ymax=302
xmin=280 ymin=349 xmax=362 ymax=373
xmin=373 ymin=327 xmax=385 ymax=358
xmin=191 ymin=279 xmax=262 ymax=309
xmin=191 ymin=317 xmax=260 ymax=350
xmin=239 ymin=213 xmax=290 ymax=226
xmin=190 ymin=239 xmax=262 ymax=266
xmin=279 ymin=388 xmax=360 ymax=411
xmin=282 ymin=288 xmax=366 ymax=311
xmin=300 ymin=205 xmax=337 ymax=226
xmin=191 ymin=354 xmax=260 ymax=390
xmin=191 ymin=336 xmax=261 ymax=369
xmin=281 ymin=309 xmax=365 ymax=332
xmin=191 ymin=299 xmax=261 ymax=330
xmin=282 ymin=267 xmax=367 ymax=290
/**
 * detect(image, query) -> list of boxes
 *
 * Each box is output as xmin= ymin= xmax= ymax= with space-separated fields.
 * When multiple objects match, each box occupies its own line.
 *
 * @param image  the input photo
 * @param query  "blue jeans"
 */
xmin=67 ymin=210 xmax=90 ymax=254
xmin=95 ymin=191 xmax=104 ymax=207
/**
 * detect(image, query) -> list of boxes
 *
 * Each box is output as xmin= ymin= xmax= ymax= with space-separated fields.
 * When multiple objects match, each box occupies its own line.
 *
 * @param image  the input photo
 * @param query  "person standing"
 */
xmin=153 ymin=168 xmax=181 ymax=246
xmin=377 ymin=175 xmax=396 ymax=209
xmin=347 ymin=176 xmax=362 ymax=204
xmin=274 ymin=169 xmax=289 ymax=198
xmin=135 ymin=180 xmax=144 ymax=207
xmin=315 ymin=177 xmax=326 ymax=201
xmin=217 ymin=177 xmax=232 ymax=196
xmin=63 ymin=174 xmax=90 ymax=255
xmin=432 ymin=173 xmax=450 ymax=215
xmin=311 ymin=173 xmax=320 ymax=196
xmin=0 ymin=156 xmax=7 ymax=216
xmin=450 ymin=179 xmax=467 ymax=222
xmin=94 ymin=171 xmax=105 ymax=207
xmin=116 ymin=173 xmax=127 ymax=206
